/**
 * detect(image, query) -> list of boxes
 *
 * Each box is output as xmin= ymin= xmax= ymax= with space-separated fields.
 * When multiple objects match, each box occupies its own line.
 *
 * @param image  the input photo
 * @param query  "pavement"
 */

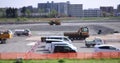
xmin=0 ymin=20 xmax=120 ymax=53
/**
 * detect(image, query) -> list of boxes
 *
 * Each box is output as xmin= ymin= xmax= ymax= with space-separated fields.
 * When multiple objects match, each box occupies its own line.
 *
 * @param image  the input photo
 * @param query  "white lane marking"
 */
xmin=27 ymin=42 xmax=37 ymax=46
xmin=26 ymin=36 xmax=41 ymax=41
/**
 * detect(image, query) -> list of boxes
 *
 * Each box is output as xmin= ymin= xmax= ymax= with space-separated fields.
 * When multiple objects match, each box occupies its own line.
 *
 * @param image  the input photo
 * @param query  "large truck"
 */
xmin=64 ymin=27 xmax=89 ymax=40
xmin=0 ymin=30 xmax=13 ymax=44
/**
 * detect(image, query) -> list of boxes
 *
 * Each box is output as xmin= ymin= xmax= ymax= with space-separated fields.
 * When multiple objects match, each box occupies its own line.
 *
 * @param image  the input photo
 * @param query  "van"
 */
xmin=45 ymin=39 xmax=63 ymax=50
xmin=41 ymin=36 xmax=72 ymax=43
xmin=50 ymin=42 xmax=77 ymax=53
xmin=44 ymin=36 xmax=72 ymax=51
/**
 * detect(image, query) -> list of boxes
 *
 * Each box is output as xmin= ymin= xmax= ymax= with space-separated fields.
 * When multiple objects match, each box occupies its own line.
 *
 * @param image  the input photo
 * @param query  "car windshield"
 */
xmin=95 ymin=39 xmax=102 ymax=42
xmin=82 ymin=28 xmax=88 ymax=32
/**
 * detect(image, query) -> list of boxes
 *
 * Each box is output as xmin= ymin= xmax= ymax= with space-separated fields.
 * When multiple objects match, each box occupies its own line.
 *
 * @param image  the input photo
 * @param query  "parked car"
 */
xmin=85 ymin=37 xmax=105 ymax=48
xmin=14 ymin=29 xmax=31 ymax=36
xmin=45 ymin=39 xmax=63 ymax=50
xmin=45 ymin=38 xmax=72 ymax=51
xmin=50 ymin=42 xmax=77 ymax=53
xmin=41 ymin=36 xmax=72 ymax=43
xmin=94 ymin=44 xmax=120 ymax=52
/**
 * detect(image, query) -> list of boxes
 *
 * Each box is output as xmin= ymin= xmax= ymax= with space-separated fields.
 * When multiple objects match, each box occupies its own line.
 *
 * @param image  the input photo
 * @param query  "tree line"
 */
xmin=0 ymin=7 xmax=59 ymax=18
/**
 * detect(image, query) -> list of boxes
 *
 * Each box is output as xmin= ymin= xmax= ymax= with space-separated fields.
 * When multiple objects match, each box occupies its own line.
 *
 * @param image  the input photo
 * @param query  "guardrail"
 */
xmin=0 ymin=52 xmax=120 ymax=60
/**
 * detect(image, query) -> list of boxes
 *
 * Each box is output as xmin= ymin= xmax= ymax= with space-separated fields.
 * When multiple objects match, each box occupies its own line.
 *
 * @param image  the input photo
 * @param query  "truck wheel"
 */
xmin=70 ymin=38 xmax=73 ymax=41
xmin=92 ymin=44 xmax=95 ymax=47
xmin=86 ymin=44 xmax=90 ymax=48
xmin=25 ymin=34 xmax=29 ymax=36
xmin=1 ymin=39 xmax=6 ymax=44
xmin=17 ymin=34 xmax=20 ymax=36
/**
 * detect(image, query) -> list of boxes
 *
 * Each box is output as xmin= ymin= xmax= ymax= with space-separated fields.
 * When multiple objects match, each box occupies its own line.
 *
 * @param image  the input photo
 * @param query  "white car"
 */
xmin=45 ymin=39 xmax=63 ymax=50
xmin=94 ymin=44 xmax=120 ymax=52
xmin=47 ymin=36 xmax=72 ymax=43
xmin=50 ymin=42 xmax=77 ymax=53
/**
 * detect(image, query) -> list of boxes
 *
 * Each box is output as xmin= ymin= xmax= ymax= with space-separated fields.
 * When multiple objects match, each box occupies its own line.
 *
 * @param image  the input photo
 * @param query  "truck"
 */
xmin=48 ymin=19 xmax=61 ymax=25
xmin=85 ymin=37 xmax=105 ymax=48
xmin=0 ymin=30 xmax=13 ymax=44
xmin=64 ymin=27 xmax=89 ymax=40
xmin=50 ymin=42 xmax=77 ymax=53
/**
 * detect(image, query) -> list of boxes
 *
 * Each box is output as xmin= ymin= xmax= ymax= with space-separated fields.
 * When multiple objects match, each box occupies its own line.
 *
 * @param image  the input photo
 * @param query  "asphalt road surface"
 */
xmin=0 ymin=20 xmax=120 ymax=53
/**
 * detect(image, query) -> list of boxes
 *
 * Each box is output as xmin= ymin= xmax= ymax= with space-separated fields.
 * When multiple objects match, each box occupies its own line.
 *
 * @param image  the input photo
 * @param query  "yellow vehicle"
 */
xmin=0 ymin=30 xmax=13 ymax=44
xmin=48 ymin=19 xmax=61 ymax=25
xmin=64 ymin=27 xmax=89 ymax=40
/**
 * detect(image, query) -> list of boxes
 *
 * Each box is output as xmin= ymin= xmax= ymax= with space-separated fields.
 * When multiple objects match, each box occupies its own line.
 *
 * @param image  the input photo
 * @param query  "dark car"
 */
xmin=14 ymin=29 xmax=31 ymax=36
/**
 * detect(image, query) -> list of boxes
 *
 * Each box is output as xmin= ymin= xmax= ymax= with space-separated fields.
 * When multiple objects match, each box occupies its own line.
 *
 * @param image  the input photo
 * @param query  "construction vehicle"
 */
xmin=64 ymin=27 xmax=89 ymax=40
xmin=0 ymin=30 xmax=13 ymax=44
xmin=48 ymin=19 xmax=61 ymax=25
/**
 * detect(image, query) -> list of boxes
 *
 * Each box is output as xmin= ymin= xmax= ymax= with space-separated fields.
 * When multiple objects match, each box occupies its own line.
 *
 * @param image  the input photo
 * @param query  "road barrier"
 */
xmin=0 ymin=52 xmax=120 ymax=60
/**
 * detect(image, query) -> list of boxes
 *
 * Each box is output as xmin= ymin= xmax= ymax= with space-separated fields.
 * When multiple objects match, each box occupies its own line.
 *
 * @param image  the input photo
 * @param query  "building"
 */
xmin=38 ymin=1 xmax=83 ymax=17
xmin=38 ymin=1 xmax=70 ymax=17
xmin=83 ymin=9 xmax=101 ymax=17
xmin=117 ymin=4 xmax=120 ymax=16
xmin=117 ymin=4 xmax=120 ymax=12
xmin=0 ymin=8 xmax=6 ymax=17
xmin=100 ymin=6 xmax=114 ymax=17
xmin=69 ymin=4 xmax=83 ymax=17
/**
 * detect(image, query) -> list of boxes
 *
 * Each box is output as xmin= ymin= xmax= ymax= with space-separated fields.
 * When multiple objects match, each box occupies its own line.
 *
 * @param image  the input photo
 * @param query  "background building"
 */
xmin=117 ymin=4 xmax=120 ymax=12
xmin=117 ymin=4 xmax=120 ymax=16
xmin=69 ymin=4 xmax=83 ymax=17
xmin=83 ymin=9 xmax=101 ymax=17
xmin=100 ymin=6 xmax=114 ymax=17
xmin=38 ymin=1 xmax=70 ymax=17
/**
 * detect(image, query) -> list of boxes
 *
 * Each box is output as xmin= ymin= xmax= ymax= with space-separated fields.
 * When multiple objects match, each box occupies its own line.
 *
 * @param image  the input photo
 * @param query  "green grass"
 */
xmin=0 ymin=17 xmax=120 ymax=22
xmin=0 ymin=59 xmax=120 ymax=63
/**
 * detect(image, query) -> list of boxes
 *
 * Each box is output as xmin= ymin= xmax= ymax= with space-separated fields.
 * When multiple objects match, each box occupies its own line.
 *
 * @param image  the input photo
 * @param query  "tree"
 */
xmin=26 ymin=9 xmax=31 ymax=17
xmin=102 ymin=12 xmax=107 ymax=17
xmin=5 ymin=8 xmax=18 ymax=18
xmin=48 ymin=9 xmax=58 ymax=18
xmin=38 ymin=9 xmax=44 ymax=13
xmin=21 ymin=7 xmax=26 ymax=17
xmin=0 ymin=8 xmax=5 ymax=17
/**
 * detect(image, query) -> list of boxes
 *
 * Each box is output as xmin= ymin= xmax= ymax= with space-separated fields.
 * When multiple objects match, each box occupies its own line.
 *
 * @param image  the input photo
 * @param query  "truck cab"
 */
xmin=0 ymin=30 xmax=13 ymax=44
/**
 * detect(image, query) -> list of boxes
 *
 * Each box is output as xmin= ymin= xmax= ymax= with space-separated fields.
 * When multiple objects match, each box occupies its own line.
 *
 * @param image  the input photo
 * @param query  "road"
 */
xmin=0 ymin=20 xmax=120 ymax=53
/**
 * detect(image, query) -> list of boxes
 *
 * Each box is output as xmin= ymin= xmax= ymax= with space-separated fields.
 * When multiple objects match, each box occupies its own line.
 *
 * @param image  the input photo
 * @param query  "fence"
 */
xmin=0 ymin=52 xmax=120 ymax=60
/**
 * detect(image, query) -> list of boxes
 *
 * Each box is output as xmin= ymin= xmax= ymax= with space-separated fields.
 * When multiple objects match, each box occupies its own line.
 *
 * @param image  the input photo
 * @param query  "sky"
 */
xmin=0 ymin=0 xmax=120 ymax=9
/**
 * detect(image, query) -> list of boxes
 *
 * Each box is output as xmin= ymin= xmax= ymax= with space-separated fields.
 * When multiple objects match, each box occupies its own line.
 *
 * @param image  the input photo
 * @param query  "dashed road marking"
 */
xmin=26 ymin=36 xmax=41 ymax=41
xmin=27 ymin=42 xmax=37 ymax=46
